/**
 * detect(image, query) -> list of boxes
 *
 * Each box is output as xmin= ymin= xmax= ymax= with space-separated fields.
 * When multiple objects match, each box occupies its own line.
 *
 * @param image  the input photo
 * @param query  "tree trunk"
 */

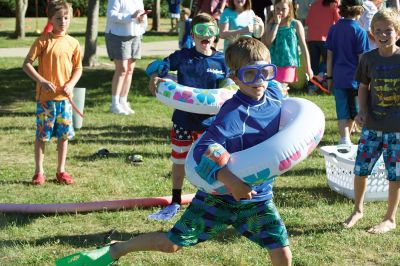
xmin=82 ymin=0 xmax=99 ymax=67
xmin=151 ymin=0 xmax=160 ymax=31
xmin=15 ymin=0 xmax=28 ymax=39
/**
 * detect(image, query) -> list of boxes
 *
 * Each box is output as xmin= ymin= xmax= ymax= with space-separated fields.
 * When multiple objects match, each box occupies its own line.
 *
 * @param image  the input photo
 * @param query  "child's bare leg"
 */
xmin=57 ymin=138 xmax=68 ymax=173
xmin=268 ymin=246 xmax=292 ymax=266
xmin=343 ymin=175 xmax=367 ymax=228
xmin=172 ymin=163 xmax=185 ymax=192
xmin=109 ymin=232 xmax=182 ymax=260
xmin=34 ymin=139 xmax=45 ymax=174
xmin=368 ymin=181 xmax=400 ymax=234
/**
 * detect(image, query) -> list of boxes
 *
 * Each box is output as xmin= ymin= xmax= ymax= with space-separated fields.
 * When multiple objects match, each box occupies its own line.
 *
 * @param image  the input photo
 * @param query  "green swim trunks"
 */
xmin=167 ymin=191 xmax=289 ymax=249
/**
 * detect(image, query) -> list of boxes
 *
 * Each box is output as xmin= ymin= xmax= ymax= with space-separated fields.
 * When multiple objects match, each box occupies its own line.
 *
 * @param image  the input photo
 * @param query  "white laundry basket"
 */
xmin=320 ymin=145 xmax=388 ymax=201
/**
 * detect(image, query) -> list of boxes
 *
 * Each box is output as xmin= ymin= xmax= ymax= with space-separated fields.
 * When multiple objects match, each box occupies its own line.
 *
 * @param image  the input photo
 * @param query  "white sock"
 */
xmin=120 ymin=96 xmax=128 ymax=106
xmin=112 ymin=96 xmax=120 ymax=107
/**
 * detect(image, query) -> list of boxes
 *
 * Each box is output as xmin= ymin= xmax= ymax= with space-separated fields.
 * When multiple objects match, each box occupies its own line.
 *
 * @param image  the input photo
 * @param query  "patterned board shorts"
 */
xmin=167 ymin=191 xmax=289 ymax=250
xmin=36 ymin=100 xmax=75 ymax=141
xmin=354 ymin=128 xmax=400 ymax=181
xmin=170 ymin=123 xmax=203 ymax=164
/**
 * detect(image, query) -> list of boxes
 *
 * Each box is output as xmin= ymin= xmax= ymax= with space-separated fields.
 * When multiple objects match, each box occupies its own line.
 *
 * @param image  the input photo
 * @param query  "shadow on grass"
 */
xmin=0 ymin=229 xmax=131 ymax=248
xmin=0 ymin=66 xmax=150 ymax=108
xmin=274 ymin=185 xmax=349 ymax=208
xmin=72 ymin=124 xmax=169 ymax=145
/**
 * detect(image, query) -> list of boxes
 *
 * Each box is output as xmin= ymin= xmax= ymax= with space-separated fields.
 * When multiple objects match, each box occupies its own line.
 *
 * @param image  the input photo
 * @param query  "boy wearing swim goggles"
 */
xmin=145 ymin=13 xmax=229 ymax=221
xmin=58 ymin=37 xmax=289 ymax=266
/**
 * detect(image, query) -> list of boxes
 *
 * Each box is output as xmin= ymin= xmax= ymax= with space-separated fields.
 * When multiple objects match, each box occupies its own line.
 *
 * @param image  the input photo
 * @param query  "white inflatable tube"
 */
xmin=156 ymin=79 xmax=238 ymax=115
xmin=185 ymin=97 xmax=325 ymax=194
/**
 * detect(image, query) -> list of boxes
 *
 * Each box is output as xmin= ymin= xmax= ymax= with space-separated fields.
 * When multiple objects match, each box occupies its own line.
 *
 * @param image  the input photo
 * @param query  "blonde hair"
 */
xmin=371 ymin=8 xmax=400 ymax=33
xmin=225 ymin=37 xmax=271 ymax=72
xmin=47 ymin=0 xmax=72 ymax=19
xmin=267 ymin=0 xmax=295 ymax=23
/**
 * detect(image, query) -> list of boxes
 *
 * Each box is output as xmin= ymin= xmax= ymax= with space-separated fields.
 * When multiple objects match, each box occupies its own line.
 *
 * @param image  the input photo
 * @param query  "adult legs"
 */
xmin=111 ymin=59 xmax=135 ymax=114
xmin=119 ymin=58 xmax=136 ymax=113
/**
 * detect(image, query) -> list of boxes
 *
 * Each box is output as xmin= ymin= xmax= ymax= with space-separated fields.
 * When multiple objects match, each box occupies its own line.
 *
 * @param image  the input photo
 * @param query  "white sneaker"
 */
xmin=110 ymin=105 xmax=129 ymax=115
xmin=337 ymin=138 xmax=353 ymax=153
xmin=120 ymin=102 xmax=135 ymax=114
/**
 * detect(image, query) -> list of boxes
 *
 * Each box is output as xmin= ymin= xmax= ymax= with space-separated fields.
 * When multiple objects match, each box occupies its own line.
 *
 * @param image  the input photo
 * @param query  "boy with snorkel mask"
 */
xmin=146 ymin=13 xmax=230 ymax=221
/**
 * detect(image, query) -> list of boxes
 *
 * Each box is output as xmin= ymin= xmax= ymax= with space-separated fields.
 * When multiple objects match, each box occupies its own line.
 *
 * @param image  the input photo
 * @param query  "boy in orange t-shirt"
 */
xmin=22 ymin=0 xmax=82 ymax=185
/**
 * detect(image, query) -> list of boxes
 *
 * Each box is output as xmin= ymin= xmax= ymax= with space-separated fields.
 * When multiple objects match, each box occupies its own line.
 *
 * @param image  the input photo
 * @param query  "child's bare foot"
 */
xmin=367 ymin=220 xmax=396 ymax=234
xmin=343 ymin=211 xmax=363 ymax=228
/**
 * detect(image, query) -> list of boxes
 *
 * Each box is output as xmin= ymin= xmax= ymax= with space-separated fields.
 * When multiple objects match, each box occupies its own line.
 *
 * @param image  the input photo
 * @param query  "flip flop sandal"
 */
xmin=55 ymin=245 xmax=117 ymax=266
xmin=127 ymin=154 xmax=144 ymax=165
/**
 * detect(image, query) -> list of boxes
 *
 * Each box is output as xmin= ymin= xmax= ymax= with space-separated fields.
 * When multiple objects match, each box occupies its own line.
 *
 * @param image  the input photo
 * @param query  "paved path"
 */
xmin=0 ymin=40 xmax=179 ymax=58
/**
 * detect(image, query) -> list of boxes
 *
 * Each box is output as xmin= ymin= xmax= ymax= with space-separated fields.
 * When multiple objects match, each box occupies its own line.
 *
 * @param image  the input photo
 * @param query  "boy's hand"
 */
xmin=149 ymin=75 xmax=165 ymax=96
xmin=230 ymin=179 xmax=257 ymax=201
xmin=355 ymin=111 xmax=366 ymax=127
xmin=41 ymin=81 xmax=56 ymax=93
xmin=217 ymin=168 xmax=257 ymax=201
xmin=62 ymin=84 xmax=73 ymax=97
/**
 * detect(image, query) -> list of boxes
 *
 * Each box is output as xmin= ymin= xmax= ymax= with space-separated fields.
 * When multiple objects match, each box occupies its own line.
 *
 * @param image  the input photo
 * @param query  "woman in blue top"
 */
xmin=219 ymin=0 xmax=264 ymax=50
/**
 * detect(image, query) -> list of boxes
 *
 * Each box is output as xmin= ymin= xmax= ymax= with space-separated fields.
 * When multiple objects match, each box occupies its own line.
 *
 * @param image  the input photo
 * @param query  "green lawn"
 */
xmin=0 ymin=56 xmax=399 ymax=265
xmin=0 ymin=19 xmax=399 ymax=265
xmin=0 ymin=17 xmax=178 ymax=48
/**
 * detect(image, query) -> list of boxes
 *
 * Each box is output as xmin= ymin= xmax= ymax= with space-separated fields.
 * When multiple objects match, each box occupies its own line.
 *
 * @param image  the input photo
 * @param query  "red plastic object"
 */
xmin=0 ymin=194 xmax=195 ymax=214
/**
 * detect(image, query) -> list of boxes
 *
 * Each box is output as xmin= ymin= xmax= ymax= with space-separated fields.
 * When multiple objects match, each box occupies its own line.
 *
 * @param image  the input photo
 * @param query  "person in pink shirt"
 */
xmin=305 ymin=0 xmax=340 ymax=93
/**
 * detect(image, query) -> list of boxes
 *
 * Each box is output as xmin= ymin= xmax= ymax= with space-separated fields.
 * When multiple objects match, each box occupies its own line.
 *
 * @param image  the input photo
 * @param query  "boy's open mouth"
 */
xmin=201 ymin=39 xmax=210 ymax=45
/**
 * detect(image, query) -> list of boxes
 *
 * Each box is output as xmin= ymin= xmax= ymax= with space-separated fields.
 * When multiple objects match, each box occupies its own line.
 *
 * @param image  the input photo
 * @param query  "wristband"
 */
xmin=325 ymin=76 xmax=333 ymax=80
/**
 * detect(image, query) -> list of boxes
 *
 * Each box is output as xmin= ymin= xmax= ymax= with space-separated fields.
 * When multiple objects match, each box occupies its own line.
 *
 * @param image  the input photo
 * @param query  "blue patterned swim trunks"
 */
xmin=354 ymin=128 xmax=400 ymax=181
xmin=36 ymin=100 xmax=75 ymax=141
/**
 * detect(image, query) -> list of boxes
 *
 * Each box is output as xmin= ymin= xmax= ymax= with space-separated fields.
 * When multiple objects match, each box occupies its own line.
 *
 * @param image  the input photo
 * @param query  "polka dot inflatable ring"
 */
xmin=185 ymin=97 xmax=326 ymax=194
xmin=156 ymin=78 xmax=238 ymax=115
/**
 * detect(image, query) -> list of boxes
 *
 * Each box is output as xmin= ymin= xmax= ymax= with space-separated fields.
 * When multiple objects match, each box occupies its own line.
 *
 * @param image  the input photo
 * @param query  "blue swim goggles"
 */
xmin=236 ymin=61 xmax=277 ymax=85
xmin=192 ymin=22 xmax=219 ymax=37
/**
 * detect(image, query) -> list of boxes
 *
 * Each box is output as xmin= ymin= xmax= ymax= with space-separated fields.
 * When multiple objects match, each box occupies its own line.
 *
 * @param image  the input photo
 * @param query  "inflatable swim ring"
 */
xmin=185 ymin=97 xmax=325 ymax=194
xmin=156 ymin=78 xmax=239 ymax=115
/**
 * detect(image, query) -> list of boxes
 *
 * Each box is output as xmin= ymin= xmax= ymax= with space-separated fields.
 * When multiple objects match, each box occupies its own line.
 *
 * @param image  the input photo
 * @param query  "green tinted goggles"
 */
xmin=192 ymin=23 xmax=219 ymax=37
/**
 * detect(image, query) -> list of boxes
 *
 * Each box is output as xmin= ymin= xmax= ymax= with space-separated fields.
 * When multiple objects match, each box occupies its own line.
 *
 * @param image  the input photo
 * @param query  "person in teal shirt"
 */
xmin=219 ymin=0 xmax=264 ymax=50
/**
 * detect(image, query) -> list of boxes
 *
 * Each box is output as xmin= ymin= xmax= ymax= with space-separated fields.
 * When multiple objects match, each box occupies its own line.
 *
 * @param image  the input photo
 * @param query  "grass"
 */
xmin=0 ymin=22 xmax=399 ymax=265
xmin=0 ymin=17 xmax=178 ymax=48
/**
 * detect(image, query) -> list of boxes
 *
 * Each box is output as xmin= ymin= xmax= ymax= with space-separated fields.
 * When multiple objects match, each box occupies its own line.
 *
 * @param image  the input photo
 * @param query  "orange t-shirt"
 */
xmin=27 ymin=32 xmax=82 ymax=102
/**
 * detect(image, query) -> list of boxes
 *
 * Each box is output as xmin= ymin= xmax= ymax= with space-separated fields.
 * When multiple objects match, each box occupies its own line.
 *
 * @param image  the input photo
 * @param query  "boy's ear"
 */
xmin=230 ymin=74 xmax=239 ymax=83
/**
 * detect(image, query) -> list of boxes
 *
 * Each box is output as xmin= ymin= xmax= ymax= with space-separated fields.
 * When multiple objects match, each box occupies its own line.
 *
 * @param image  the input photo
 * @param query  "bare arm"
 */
xmin=261 ymin=12 xmax=281 ymax=47
xmin=295 ymin=20 xmax=313 ymax=79
xmin=355 ymin=83 xmax=369 ymax=127
xmin=62 ymin=68 xmax=82 ymax=97
xmin=219 ymin=22 xmax=252 ymax=41
xmin=217 ymin=167 xmax=257 ymax=201
xmin=22 ymin=57 xmax=56 ymax=93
